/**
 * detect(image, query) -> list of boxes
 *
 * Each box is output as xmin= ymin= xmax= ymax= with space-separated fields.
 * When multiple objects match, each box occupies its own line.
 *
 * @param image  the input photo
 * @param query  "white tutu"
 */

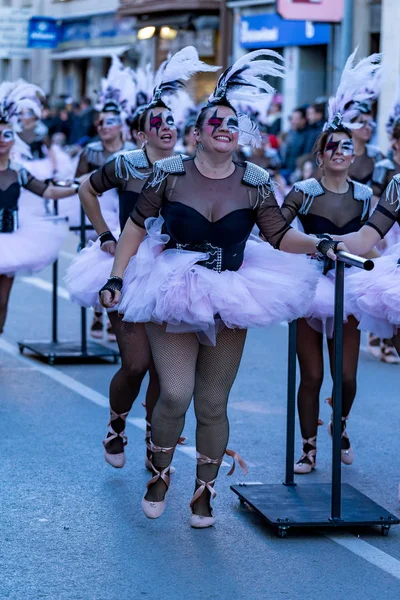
xmin=305 ymin=266 xmax=361 ymax=338
xmin=345 ymin=246 xmax=400 ymax=338
xmin=58 ymin=189 xmax=120 ymax=241
xmin=0 ymin=214 xmax=68 ymax=277
xmin=65 ymin=230 xmax=120 ymax=309
xmin=118 ymin=216 xmax=319 ymax=344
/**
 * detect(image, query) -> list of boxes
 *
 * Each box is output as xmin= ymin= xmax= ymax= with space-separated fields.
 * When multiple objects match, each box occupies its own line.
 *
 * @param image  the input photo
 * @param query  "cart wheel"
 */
xmin=48 ymin=355 xmax=55 ymax=366
xmin=239 ymin=498 xmax=246 ymax=506
xmin=277 ymin=527 xmax=288 ymax=538
xmin=18 ymin=345 xmax=24 ymax=355
xmin=381 ymin=525 xmax=391 ymax=537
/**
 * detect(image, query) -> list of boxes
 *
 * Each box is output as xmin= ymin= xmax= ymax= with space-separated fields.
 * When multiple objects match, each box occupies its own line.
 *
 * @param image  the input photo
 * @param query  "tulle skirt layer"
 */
xmin=118 ymin=216 xmax=319 ymax=344
xmin=305 ymin=266 xmax=360 ymax=338
xmin=345 ymin=245 xmax=400 ymax=338
xmin=0 ymin=215 xmax=68 ymax=277
xmin=65 ymin=230 xmax=120 ymax=310
xmin=59 ymin=188 xmax=120 ymax=241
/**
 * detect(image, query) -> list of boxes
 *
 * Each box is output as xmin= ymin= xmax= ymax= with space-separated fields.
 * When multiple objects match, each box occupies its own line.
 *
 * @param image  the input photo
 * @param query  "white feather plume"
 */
xmin=96 ymin=55 xmax=136 ymax=119
xmin=155 ymin=46 xmax=220 ymax=89
xmin=0 ymin=79 xmax=43 ymax=122
xmin=208 ymin=50 xmax=285 ymax=105
xmin=325 ymin=47 xmax=382 ymax=130
xmin=237 ymin=113 xmax=262 ymax=148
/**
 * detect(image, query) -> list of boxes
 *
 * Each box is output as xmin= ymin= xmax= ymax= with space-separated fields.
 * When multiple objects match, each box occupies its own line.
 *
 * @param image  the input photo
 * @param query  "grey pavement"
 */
xmin=1 ymin=233 xmax=400 ymax=600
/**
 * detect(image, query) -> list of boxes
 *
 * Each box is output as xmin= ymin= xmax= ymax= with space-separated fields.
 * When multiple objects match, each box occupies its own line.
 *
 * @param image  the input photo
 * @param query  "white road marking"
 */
xmin=20 ymin=276 xmax=70 ymax=300
xmin=326 ymin=533 xmax=400 ymax=580
xmin=1 ymin=336 xmax=400 ymax=578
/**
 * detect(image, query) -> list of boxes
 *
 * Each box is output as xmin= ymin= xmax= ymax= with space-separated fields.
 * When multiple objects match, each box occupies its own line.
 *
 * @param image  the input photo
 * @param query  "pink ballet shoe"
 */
xmin=294 ymin=436 xmax=317 ymax=474
xmin=327 ymin=411 xmax=354 ymax=465
xmin=190 ymin=449 xmax=248 ymax=528
xmin=190 ymin=477 xmax=217 ymax=529
xmin=103 ymin=409 xmax=129 ymax=468
xmin=142 ymin=441 xmax=175 ymax=519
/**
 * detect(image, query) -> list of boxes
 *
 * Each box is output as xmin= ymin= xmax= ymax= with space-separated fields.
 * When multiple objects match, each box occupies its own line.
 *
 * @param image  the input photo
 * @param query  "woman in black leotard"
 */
xmin=0 ymin=81 xmax=78 ymax=334
xmin=98 ymin=50 xmax=343 ymax=528
xmin=73 ymin=47 xmax=218 ymax=472
xmin=281 ymin=128 xmax=372 ymax=475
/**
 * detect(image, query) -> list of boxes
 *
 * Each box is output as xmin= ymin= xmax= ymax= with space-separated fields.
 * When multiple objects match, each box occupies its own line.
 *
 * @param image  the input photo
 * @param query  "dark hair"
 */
xmin=195 ymin=101 xmax=237 ymax=130
xmin=313 ymin=126 xmax=352 ymax=156
xmin=393 ymin=123 xmax=400 ymax=140
xmin=311 ymin=102 xmax=326 ymax=117
xmin=293 ymin=106 xmax=307 ymax=120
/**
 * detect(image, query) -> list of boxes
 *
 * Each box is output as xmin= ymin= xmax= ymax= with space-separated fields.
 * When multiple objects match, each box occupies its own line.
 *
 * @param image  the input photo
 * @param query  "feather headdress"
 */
xmin=205 ymin=50 xmax=285 ymax=147
xmin=324 ymin=48 xmax=382 ymax=132
xmin=0 ymin=79 xmax=43 ymax=125
xmin=95 ymin=55 xmax=136 ymax=120
xmin=149 ymin=46 xmax=220 ymax=109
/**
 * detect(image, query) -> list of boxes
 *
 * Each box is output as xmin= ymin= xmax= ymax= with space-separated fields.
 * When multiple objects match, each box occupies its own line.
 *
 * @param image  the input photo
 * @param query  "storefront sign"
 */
xmin=277 ymin=0 xmax=344 ymax=23
xmin=240 ymin=13 xmax=330 ymax=48
xmin=28 ymin=17 xmax=60 ymax=49
xmin=0 ymin=8 xmax=31 ymax=58
xmin=57 ymin=14 xmax=136 ymax=50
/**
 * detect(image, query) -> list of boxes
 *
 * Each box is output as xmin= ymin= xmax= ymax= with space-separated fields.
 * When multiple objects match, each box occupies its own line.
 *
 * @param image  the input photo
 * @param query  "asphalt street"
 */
xmin=1 ymin=233 xmax=400 ymax=600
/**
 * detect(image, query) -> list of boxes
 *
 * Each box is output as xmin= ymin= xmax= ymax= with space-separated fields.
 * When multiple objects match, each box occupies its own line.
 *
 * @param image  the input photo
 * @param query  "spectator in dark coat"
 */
xmin=305 ymin=102 xmax=326 ymax=153
xmin=281 ymin=107 xmax=309 ymax=181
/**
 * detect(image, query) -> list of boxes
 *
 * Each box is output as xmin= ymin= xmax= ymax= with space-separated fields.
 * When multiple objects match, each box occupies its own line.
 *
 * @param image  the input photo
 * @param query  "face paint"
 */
xmin=165 ymin=114 xmax=177 ymax=130
xmin=206 ymin=110 xmax=224 ymax=135
xmin=325 ymin=136 xmax=354 ymax=160
xmin=359 ymin=119 xmax=376 ymax=130
xmin=341 ymin=140 xmax=354 ymax=156
xmin=226 ymin=117 xmax=239 ymax=134
xmin=0 ymin=129 xmax=14 ymax=142
xmin=149 ymin=112 xmax=163 ymax=136
xmin=98 ymin=116 xmax=122 ymax=128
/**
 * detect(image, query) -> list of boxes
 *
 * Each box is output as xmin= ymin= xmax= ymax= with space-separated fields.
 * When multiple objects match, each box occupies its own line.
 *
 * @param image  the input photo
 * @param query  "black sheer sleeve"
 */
xmin=89 ymin=159 xmax=124 ymax=195
xmin=22 ymin=170 xmax=48 ymax=196
xmin=255 ymin=191 xmax=292 ymax=249
xmin=130 ymin=175 xmax=167 ymax=229
xmin=75 ymin=151 xmax=90 ymax=178
xmin=366 ymin=182 xmax=399 ymax=238
xmin=280 ymin=188 xmax=303 ymax=225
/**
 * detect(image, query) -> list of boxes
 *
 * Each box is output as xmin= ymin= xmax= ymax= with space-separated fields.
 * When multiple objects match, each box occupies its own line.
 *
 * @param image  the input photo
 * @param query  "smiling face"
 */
xmin=194 ymin=105 xmax=239 ymax=155
xmin=139 ymin=107 xmax=177 ymax=151
xmin=0 ymin=123 xmax=14 ymax=157
xmin=97 ymin=111 xmax=123 ymax=144
xmin=318 ymin=131 xmax=354 ymax=173
xmin=351 ymin=113 xmax=375 ymax=144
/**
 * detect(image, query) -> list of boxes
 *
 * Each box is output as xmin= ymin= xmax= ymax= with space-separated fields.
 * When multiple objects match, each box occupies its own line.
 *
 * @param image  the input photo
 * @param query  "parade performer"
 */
xmin=64 ymin=56 xmax=137 ymax=341
xmin=0 ymin=81 xmax=78 ymax=334
xmin=99 ymin=50 xmax=343 ymax=528
xmin=68 ymin=47 xmax=219 ymax=470
xmin=280 ymin=50 xmax=378 ymax=475
xmin=347 ymin=53 xmax=383 ymax=186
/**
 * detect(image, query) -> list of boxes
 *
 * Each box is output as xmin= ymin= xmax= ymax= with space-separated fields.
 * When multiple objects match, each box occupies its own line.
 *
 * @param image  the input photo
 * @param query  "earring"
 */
xmin=141 ymin=139 xmax=147 ymax=149
xmin=195 ymin=140 xmax=204 ymax=151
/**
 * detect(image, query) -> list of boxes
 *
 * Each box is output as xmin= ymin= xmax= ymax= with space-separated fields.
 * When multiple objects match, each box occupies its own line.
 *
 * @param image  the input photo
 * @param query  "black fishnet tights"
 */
xmin=145 ymin=323 xmax=247 ymax=513
xmin=105 ymin=312 xmax=160 ymax=454
xmin=296 ymin=316 xmax=360 ymax=444
xmin=391 ymin=332 xmax=400 ymax=357
xmin=0 ymin=275 xmax=14 ymax=334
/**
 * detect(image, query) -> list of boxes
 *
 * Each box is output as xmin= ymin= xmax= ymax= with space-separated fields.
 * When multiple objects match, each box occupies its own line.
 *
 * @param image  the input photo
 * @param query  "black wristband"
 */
xmin=99 ymin=276 xmax=123 ymax=300
xmin=99 ymin=231 xmax=117 ymax=246
xmin=316 ymin=238 xmax=340 ymax=256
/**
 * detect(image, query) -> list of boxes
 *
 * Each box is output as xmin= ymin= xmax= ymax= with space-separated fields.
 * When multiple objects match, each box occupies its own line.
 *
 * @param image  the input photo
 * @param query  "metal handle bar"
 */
xmin=336 ymin=250 xmax=374 ymax=271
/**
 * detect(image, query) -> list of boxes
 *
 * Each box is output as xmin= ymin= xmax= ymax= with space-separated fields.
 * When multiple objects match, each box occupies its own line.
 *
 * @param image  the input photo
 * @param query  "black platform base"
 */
xmin=231 ymin=483 xmax=400 ymax=537
xmin=18 ymin=340 xmax=120 ymax=365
